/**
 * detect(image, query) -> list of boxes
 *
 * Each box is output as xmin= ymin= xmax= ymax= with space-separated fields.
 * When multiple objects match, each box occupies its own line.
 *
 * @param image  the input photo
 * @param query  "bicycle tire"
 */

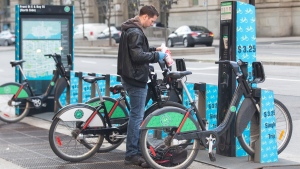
xmin=84 ymin=96 xmax=129 ymax=153
xmin=49 ymin=105 xmax=104 ymax=162
xmin=0 ymin=83 xmax=31 ymax=123
xmin=140 ymin=107 xmax=200 ymax=169
xmin=237 ymin=98 xmax=292 ymax=156
xmin=274 ymin=98 xmax=292 ymax=154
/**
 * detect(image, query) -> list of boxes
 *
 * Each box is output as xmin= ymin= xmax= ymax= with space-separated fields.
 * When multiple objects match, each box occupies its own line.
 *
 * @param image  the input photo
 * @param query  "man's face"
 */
xmin=142 ymin=15 xmax=158 ymax=28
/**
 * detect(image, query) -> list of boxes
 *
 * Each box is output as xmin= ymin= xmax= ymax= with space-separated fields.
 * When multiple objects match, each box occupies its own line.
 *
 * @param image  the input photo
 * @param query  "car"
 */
xmin=97 ymin=26 xmax=121 ymax=43
xmin=167 ymin=25 xmax=214 ymax=47
xmin=0 ymin=30 xmax=15 ymax=46
xmin=74 ymin=23 xmax=107 ymax=41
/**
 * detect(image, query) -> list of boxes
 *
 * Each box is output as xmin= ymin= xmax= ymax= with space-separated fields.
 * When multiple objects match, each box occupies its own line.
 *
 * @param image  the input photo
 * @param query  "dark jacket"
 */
xmin=117 ymin=16 xmax=159 ymax=88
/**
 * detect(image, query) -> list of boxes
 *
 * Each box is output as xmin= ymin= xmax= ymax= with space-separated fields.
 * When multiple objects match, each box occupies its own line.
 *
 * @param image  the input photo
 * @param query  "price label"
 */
xmin=237 ymin=45 xmax=256 ymax=53
xmin=264 ymin=110 xmax=275 ymax=118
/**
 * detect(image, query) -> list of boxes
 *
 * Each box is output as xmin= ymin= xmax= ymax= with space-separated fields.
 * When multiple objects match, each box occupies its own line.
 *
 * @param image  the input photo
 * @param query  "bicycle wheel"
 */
xmin=237 ymin=98 xmax=292 ymax=156
xmin=84 ymin=96 xmax=129 ymax=153
xmin=273 ymin=98 xmax=292 ymax=154
xmin=0 ymin=83 xmax=31 ymax=123
xmin=49 ymin=106 xmax=105 ymax=162
xmin=140 ymin=107 xmax=200 ymax=169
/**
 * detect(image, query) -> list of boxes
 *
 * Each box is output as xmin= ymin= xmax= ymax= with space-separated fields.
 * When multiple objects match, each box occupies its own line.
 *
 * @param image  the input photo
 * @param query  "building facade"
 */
xmin=1 ymin=0 xmax=300 ymax=38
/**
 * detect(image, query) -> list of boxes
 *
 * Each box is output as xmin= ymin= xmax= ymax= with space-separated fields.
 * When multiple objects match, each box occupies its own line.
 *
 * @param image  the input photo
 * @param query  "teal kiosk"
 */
xmin=15 ymin=5 xmax=74 ymax=113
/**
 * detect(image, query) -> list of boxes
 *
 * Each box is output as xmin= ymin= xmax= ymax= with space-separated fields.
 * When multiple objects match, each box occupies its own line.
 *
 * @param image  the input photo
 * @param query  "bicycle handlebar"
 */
xmin=215 ymin=60 xmax=248 ymax=78
xmin=44 ymin=53 xmax=62 ymax=64
xmin=43 ymin=53 xmax=72 ymax=80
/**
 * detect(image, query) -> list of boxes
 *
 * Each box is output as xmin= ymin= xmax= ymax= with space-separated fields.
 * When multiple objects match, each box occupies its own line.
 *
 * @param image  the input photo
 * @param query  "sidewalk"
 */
xmin=0 ymin=116 xmax=222 ymax=169
xmin=1 ymin=115 xmax=299 ymax=169
xmin=1 ymin=111 xmax=299 ymax=169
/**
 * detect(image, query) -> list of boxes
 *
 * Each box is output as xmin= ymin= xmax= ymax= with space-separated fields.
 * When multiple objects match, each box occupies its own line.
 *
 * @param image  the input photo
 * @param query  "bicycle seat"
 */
xmin=109 ymin=84 xmax=124 ymax=94
xmin=83 ymin=76 xmax=106 ymax=83
xmin=168 ymin=71 xmax=192 ymax=79
xmin=10 ymin=60 xmax=26 ymax=67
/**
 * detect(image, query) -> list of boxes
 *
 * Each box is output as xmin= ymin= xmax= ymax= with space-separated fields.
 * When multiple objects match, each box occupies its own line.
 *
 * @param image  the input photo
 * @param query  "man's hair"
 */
xmin=139 ymin=5 xmax=159 ymax=17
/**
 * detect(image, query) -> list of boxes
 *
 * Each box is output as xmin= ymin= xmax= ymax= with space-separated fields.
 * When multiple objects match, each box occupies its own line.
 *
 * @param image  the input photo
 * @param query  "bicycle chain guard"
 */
xmin=30 ymin=97 xmax=43 ymax=108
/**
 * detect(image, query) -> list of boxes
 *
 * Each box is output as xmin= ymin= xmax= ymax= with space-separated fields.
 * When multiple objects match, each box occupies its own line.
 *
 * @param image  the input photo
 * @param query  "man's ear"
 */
xmin=142 ymin=14 xmax=148 ymax=20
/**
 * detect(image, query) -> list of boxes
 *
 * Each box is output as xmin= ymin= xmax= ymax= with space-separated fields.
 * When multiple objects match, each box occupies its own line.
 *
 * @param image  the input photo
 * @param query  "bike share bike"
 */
xmin=0 ymin=53 xmax=72 ymax=123
xmin=139 ymin=60 xmax=292 ymax=169
xmin=48 ymin=61 xmax=187 ymax=162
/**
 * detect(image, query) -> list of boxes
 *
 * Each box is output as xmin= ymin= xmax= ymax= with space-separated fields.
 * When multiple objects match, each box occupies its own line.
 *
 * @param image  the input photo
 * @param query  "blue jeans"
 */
xmin=122 ymin=80 xmax=147 ymax=157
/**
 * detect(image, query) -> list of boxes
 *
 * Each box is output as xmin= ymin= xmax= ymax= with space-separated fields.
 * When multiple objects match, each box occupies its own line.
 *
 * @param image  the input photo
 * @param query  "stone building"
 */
xmin=1 ymin=0 xmax=300 ymax=38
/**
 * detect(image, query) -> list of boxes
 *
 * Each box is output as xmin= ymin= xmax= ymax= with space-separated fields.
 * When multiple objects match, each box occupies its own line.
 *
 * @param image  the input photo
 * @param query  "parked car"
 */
xmin=97 ymin=26 xmax=121 ymax=43
xmin=167 ymin=25 xmax=214 ymax=47
xmin=74 ymin=23 xmax=107 ymax=41
xmin=0 ymin=30 xmax=15 ymax=46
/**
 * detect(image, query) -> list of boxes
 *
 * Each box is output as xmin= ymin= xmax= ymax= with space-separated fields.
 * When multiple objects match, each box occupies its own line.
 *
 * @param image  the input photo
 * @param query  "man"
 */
xmin=117 ymin=5 xmax=166 ymax=168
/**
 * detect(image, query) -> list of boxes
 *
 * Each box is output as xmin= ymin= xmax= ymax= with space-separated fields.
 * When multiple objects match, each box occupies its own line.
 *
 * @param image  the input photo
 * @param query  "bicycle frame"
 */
xmin=55 ymin=64 xmax=184 ymax=137
xmin=9 ymin=54 xmax=71 ymax=109
xmin=93 ymin=68 xmax=181 ymax=134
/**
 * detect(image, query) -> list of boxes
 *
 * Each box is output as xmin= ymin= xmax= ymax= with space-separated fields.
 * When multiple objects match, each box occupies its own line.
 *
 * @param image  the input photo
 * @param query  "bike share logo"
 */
xmin=3 ymin=86 xmax=12 ymax=94
xmin=64 ymin=6 xmax=70 ymax=12
xmin=160 ymin=114 xmax=171 ymax=126
xmin=74 ymin=109 xmax=84 ymax=119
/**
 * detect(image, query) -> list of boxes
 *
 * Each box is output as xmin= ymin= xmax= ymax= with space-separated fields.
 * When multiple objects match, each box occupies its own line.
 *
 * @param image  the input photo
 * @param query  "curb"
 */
xmin=0 ymin=48 xmax=15 ymax=52
xmin=3 ymin=47 xmax=300 ymax=67
xmin=75 ymin=54 xmax=300 ymax=67
xmin=74 ymin=46 xmax=216 ymax=56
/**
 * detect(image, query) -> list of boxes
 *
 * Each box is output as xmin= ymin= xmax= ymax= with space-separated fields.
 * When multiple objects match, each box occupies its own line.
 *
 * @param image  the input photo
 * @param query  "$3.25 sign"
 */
xmin=237 ymin=45 xmax=256 ymax=53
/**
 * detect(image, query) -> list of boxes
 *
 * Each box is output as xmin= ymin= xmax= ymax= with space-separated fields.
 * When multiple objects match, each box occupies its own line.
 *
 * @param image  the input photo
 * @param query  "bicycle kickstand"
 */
xmin=206 ymin=134 xmax=216 ymax=162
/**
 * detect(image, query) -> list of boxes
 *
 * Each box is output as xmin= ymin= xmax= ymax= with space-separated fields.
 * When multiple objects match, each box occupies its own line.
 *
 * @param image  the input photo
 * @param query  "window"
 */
xmin=22 ymin=0 xmax=32 ymax=4
xmin=4 ymin=0 xmax=10 ymax=17
xmin=192 ymin=0 xmax=198 ymax=6
xmin=43 ymin=0 xmax=53 ymax=5
xmin=190 ymin=26 xmax=209 ymax=32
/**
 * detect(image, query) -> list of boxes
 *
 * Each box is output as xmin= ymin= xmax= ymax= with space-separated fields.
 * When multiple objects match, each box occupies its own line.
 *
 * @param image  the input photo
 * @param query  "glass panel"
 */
xmin=22 ymin=0 xmax=32 ymax=5
xmin=192 ymin=0 xmax=198 ymax=6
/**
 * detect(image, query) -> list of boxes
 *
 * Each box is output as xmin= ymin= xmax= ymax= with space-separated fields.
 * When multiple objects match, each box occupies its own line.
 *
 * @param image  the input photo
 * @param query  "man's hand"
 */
xmin=158 ymin=52 xmax=166 ymax=61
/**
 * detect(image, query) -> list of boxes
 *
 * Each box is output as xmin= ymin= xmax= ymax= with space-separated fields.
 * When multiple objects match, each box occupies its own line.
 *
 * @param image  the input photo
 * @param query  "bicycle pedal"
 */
xmin=42 ymin=103 xmax=47 ymax=107
xmin=11 ymin=101 xmax=21 ymax=106
xmin=114 ymin=135 xmax=127 ymax=139
xmin=208 ymin=152 xmax=216 ymax=162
